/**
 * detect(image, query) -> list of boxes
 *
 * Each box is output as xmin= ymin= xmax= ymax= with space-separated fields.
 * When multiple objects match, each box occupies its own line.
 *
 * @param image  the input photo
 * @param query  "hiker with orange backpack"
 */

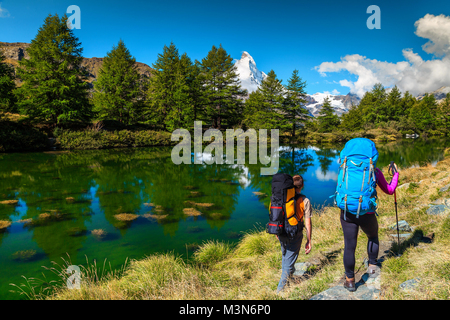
xmin=266 ymin=173 xmax=312 ymax=292
xmin=332 ymin=138 xmax=399 ymax=292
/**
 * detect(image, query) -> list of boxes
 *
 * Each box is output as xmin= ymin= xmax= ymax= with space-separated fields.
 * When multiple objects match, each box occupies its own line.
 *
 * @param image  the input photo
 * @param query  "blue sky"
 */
xmin=1 ymin=0 xmax=450 ymax=96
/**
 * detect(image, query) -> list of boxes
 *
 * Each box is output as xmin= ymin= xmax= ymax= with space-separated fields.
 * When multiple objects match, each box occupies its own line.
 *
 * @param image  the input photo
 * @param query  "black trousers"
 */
xmin=340 ymin=210 xmax=379 ymax=279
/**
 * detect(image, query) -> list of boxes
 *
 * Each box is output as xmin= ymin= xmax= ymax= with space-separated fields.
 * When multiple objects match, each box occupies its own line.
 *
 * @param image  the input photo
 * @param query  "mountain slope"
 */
xmin=305 ymin=92 xmax=361 ymax=117
xmin=417 ymin=86 xmax=450 ymax=102
xmin=0 ymin=42 xmax=152 ymax=89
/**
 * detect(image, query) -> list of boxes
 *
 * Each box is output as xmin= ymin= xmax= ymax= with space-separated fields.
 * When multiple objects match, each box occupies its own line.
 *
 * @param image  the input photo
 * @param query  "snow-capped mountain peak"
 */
xmin=305 ymin=92 xmax=361 ymax=116
xmin=234 ymin=51 xmax=267 ymax=93
xmin=234 ymin=52 xmax=361 ymax=115
xmin=240 ymin=51 xmax=255 ymax=64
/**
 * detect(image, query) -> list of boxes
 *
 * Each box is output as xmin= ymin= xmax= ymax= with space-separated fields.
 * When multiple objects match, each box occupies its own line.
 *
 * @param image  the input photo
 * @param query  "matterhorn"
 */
xmin=234 ymin=51 xmax=267 ymax=93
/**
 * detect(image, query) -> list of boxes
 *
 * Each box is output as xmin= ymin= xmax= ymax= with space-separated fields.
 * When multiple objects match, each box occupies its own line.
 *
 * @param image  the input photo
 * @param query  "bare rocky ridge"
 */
xmin=0 ymin=41 xmax=153 ymax=89
xmin=416 ymin=86 xmax=450 ymax=102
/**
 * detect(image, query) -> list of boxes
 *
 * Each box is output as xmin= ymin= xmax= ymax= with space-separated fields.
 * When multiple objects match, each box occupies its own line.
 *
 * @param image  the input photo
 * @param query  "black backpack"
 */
xmin=266 ymin=173 xmax=300 ymax=239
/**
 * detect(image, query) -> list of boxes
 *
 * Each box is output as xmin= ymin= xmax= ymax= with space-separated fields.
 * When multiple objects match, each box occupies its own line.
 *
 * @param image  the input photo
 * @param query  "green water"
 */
xmin=0 ymin=138 xmax=448 ymax=299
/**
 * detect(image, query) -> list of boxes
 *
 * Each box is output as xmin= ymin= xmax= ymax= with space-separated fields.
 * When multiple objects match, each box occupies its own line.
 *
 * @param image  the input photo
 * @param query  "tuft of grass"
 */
xmin=143 ymin=213 xmax=168 ymax=220
xmin=0 ymin=200 xmax=19 ymax=205
xmin=114 ymin=213 xmax=138 ymax=221
xmin=183 ymin=208 xmax=202 ymax=216
xmin=0 ymin=220 xmax=12 ymax=230
xmin=234 ymin=229 xmax=277 ymax=257
xmin=10 ymin=254 xmax=128 ymax=300
xmin=38 ymin=213 xmax=51 ymax=220
xmin=91 ymin=229 xmax=107 ymax=240
xmin=116 ymin=253 xmax=224 ymax=300
xmin=193 ymin=240 xmax=233 ymax=266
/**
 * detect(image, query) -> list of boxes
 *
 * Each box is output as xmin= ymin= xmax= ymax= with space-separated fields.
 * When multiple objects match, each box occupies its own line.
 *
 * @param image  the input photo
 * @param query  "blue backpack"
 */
xmin=333 ymin=138 xmax=379 ymax=220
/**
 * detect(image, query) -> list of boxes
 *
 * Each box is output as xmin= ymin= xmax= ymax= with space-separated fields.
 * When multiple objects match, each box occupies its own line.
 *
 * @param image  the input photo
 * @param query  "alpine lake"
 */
xmin=0 ymin=137 xmax=449 ymax=299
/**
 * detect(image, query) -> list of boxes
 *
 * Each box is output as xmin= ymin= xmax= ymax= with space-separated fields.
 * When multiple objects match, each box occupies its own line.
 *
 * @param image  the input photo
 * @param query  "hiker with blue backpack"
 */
xmin=333 ymin=138 xmax=399 ymax=292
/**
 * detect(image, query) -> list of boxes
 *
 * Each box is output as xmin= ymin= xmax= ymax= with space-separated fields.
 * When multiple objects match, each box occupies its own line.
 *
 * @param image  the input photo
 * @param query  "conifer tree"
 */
xmin=397 ymin=91 xmax=417 ymax=133
xmin=409 ymin=93 xmax=437 ymax=132
xmin=182 ymin=55 xmax=203 ymax=122
xmin=358 ymin=83 xmax=386 ymax=125
xmin=198 ymin=45 xmax=247 ymax=129
xmin=400 ymin=91 xmax=416 ymax=116
xmin=317 ymin=97 xmax=340 ymax=132
xmin=93 ymin=40 xmax=143 ymax=125
xmin=282 ymin=69 xmax=309 ymax=137
xmin=439 ymin=93 xmax=450 ymax=134
xmin=243 ymin=70 xmax=285 ymax=130
xmin=16 ymin=14 xmax=91 ymax=125
xmin=372 ymin=83 xmax=388 ymax=124
xmin=386 ymin=85 xmax=402 ymax=121
xmin=242 ymin=90 xmax=266 ymax=129
xmin=0 ymin=47 xmax=16 ymax=114
xmin=340 ymin=103 xmax=363 ymax=131
xmin=146 ymin=43 xmax=194 ymax=131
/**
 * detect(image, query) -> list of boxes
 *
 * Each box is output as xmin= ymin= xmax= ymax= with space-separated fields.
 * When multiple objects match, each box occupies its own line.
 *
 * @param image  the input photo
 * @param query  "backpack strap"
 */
xmin=361 ymin=167 xmax=367 ymax=192
xmin=341 ymin=156 xmax=347 ymax=183
xmin=343 ymin=194 xmax=348 ymax=221
xmin=356 ymin=195 xmax=363 ymax=218
xmin=369 ymin=158 xmax=376 ymax=183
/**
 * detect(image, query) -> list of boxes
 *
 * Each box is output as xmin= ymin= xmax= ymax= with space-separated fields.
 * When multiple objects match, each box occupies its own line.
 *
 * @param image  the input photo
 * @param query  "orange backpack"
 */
xmin=266 ymin=173 xmax=302 ymax=239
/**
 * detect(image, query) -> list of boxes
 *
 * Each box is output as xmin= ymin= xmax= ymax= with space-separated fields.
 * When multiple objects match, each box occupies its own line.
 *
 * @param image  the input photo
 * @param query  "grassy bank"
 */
xmin=0 ymin=120 xmax=49 ymax=152
xmin=295 ymin=127 xmax=402 ymax=144
xmin=0 ymin=112 xmax=409 ymax=152
xmin=0 ymin=114 xmax=175 ymax=151
xmin=56 ymin=127 xmax=174 ymax=150
xmin=15 ymin=153 xmax=449 ymax=300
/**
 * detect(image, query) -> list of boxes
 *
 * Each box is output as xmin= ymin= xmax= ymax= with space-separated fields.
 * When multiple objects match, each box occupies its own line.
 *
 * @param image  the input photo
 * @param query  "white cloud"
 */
xmin=322 ymin=89 xmax=341 ymax=96
xmin=0 ymin=3 xmax=10 ymax=18
xmin=314 ymin=168 xmax=338 ymax=182
xmin=415 ymin=14 xmax=450 ymax=57
xmin=315 ymin=14 xmax=450 ymax=97
xmin=331 ymin=89 xmax=340 ymax=95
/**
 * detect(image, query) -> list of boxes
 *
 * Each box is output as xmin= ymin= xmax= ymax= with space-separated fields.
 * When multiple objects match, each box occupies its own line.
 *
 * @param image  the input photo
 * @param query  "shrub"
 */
xmin=0 ymin=121 xmax=48 ymax=152
xmin=58 ymin=128 xmax=173 ymax=150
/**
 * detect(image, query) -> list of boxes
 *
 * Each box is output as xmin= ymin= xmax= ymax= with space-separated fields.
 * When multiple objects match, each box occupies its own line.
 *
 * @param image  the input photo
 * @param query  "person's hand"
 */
xmin=389 ymin=162 xmax=398 ymax=175
xmin=305 ymin=240 xmax=311 ymax=254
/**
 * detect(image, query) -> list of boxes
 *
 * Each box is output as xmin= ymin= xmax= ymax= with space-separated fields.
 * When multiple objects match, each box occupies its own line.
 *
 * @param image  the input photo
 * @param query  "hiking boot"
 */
xmin=343 ymin=277 xmax=356 ymax=292
xmin=367 ymin=264 xmax=380 ymax=278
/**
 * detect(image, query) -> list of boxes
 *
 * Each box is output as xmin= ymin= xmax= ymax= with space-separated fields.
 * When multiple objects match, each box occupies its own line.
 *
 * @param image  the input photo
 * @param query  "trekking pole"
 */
xmin=388 ymin=161 xmax=400 ymax=255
